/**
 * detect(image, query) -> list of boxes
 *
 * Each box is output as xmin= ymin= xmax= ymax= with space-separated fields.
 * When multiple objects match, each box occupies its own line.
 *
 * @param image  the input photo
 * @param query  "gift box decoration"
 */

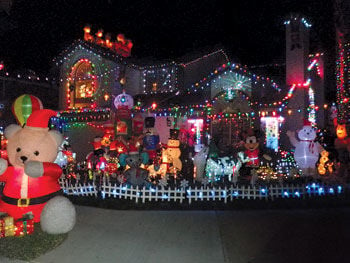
xmin=1 ymin=214 xmax=35 ymax=238
xmin=0 ymin=215 xmax=15 ymax=238
xmin=14 ymin=215 xmax=35 ymax=237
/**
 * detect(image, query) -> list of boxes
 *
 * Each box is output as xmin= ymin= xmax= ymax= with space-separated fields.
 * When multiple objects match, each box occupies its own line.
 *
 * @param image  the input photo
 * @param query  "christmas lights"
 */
xmin=284 ymin=16 xmax=312 ymax=28
xmin=187 ymin=62 xmax=279 ymax=94
xmin=180 ymin=49 xmax=229 ymax=68
xmin=142 ymin=65 xmax=178 ymax=94
xmin=336 ymin=42 xmax=350 ymax=123
xmin=260 ymin=116 xmax=284 ymax=152
xmin=307 ymin=85 xmax=316 ymax=126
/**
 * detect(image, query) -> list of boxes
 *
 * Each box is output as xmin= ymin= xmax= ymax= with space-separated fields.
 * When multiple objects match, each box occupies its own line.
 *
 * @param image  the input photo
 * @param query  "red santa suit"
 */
xmin=0 ymin=163 xmax=62 ymax=222
xmin=0 ymin=109 xmax=63 ymax=222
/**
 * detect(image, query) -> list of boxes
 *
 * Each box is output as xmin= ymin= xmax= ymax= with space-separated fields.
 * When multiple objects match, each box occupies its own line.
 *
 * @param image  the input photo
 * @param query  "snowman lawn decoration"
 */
xmin=287 ymin=120 xmax=323 ymax=176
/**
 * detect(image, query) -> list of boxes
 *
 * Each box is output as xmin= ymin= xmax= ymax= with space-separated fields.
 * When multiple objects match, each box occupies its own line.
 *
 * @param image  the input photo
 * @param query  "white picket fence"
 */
xmin=101 ymin=183 xmax=186 ymax=203
xmin=59 ymin=178 xmax=98 ymax=197
xmin=57 ymin=179 xmax=346 ymax=204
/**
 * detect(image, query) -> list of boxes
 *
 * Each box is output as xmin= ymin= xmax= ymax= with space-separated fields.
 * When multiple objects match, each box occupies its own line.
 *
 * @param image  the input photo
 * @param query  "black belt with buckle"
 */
xmin=1 ymin=190 xmax=63 ymax=207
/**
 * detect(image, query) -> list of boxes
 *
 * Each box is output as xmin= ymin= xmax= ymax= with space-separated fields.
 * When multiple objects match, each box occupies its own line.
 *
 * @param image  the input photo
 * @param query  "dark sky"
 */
xmin=0 ymin=0 xmax=335 ymax=74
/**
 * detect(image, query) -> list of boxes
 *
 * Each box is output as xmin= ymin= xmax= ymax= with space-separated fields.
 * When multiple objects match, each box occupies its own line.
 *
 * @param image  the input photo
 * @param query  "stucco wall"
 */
xmin=58 ymin=46 xmax=120 ymax=110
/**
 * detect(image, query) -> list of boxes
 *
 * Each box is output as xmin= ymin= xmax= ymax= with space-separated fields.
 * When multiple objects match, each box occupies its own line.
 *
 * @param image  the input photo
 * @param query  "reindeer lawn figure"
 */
xmin=205 ymin=152 xmax=250 ymax=183
xmin=229 ymin=152 xmax=251 ymax=185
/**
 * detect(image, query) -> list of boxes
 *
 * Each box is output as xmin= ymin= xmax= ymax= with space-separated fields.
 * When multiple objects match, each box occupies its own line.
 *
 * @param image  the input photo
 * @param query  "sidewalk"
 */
xmin=1 ymin=206 xmax=349 ymax=263
xmin=1 ymin=207 xmax=225 ymax=263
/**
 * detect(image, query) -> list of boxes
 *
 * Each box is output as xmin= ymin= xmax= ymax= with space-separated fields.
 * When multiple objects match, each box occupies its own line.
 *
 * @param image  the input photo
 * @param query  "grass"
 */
xmin=0 ymin=223 xmax=67 ymax=261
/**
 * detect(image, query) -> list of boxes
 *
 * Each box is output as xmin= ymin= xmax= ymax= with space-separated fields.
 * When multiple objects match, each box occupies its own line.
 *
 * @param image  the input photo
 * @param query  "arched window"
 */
xmin=69 ymin=59 xmax=97 ymax=100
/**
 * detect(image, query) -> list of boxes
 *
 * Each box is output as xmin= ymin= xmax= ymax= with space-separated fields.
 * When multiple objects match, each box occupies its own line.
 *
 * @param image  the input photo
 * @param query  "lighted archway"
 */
xmin=67 ymin=58 xmax=98 ymax=108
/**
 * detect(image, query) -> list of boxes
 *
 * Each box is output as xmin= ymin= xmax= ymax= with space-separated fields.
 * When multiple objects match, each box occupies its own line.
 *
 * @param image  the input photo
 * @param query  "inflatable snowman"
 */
xmin=287 ymin=120 xmax=323 ymax=176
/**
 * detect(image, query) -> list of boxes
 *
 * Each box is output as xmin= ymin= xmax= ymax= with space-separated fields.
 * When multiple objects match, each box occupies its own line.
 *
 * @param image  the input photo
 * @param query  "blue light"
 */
xmin=199 ymin=192 xmax=203 ymax=198
xmin=150 ymin=188 xmax=156 ymax=192
xmin=162 ymin=194 xmax=169 ymax=199
xmin=232 ymin=191 xmax=239 ymax=197
xmin=222 ymin=191 xmax=227 ymax=197
xmin=294 ymin=191 xmax=300 ymax=197
xmin=101 ymin=191 xmax=106 ymax=199
xmin=261 ymin=188 xmax=266 ymax=194
xmin=284 ymin=191 xmax=289 ymax=197
xmin=338 ymin=186 xmax=342 ymax=193
xmin=329 ymin=188 xmax=334 ymax=194
xmin=311 ymin=183 xmax=316 ymax=189
xmin=99 ymin=162 xmax=105 ymax=170
xmin=187 ymin=190 xmax=191 ymax=195
xmin=318 ymin=188 xmax=324 ymax=195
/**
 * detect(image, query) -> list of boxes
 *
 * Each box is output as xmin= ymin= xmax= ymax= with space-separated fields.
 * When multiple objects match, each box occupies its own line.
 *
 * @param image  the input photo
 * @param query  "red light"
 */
xmin=0 ymin=63 xmax=4 ymax=71
xmin=151 ymin=102 xmax=157 ymax=110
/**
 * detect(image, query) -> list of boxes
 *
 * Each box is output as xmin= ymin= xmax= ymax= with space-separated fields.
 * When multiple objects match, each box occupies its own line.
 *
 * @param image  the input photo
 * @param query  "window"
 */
xmin=69 ymin=59 xmax=97 ymax=99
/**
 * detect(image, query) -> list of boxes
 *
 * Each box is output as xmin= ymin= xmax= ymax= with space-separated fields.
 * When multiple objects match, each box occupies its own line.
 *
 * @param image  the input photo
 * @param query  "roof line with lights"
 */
xmin=186 ymin=61 xmax=280 ymax=93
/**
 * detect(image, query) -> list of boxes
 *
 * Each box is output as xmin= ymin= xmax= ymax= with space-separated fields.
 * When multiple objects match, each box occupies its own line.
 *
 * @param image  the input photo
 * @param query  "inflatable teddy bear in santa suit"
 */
xmin=0 ymin=109 xmax=76 ymax=234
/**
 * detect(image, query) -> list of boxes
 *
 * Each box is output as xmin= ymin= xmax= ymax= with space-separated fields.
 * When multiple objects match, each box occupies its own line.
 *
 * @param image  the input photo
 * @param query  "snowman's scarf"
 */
xmin=300 ymin=140 xmax=315 ymax=154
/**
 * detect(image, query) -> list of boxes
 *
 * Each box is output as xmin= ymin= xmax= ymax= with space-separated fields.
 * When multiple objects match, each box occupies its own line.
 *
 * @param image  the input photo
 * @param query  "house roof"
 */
xmin=53 ymin=39 xmax=128 ymax=66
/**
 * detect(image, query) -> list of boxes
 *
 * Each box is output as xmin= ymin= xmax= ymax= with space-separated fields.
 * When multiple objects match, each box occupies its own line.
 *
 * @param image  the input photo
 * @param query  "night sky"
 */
xmin=0 ymin=0 xmax=335 ymax=74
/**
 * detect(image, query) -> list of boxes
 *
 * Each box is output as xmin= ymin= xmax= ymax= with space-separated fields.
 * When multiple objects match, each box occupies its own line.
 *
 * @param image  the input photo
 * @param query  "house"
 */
xmin=53 ymin=16 xmax=325 ymax=160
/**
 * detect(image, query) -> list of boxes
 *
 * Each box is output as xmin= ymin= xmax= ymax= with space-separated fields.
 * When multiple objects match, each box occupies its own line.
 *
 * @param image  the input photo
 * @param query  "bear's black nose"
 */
xmin=20 ymin=156 xmax=28 ymax=162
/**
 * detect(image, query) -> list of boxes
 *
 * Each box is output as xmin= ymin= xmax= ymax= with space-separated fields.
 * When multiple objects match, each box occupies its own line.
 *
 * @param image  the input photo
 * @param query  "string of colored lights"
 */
xmin=180 ymin=49 xmax=229 ymax=68
xmin=336 ymin=42 xmax=350 ymax=123
xmin=0 ymin=72 xmax=53 ymax=82
xmin=53 ymin=39 xmax=182 ymax=72
xmin=142 ymin=65 xmax=179 ymax=94
xmin=284 ymin=16 xmax=312 ymax=28
xmin=307 ymin=85 xmax=316 ymax=126
xmin=308 ymin=53 xmax=323 ymax=77
xmin=187 ymin=62 xmax=280 ymax=93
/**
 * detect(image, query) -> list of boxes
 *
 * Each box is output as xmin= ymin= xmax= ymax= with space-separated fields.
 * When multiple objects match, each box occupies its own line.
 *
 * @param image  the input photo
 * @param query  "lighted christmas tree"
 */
xmin=275 ymin=150 xmax=301 ymax=178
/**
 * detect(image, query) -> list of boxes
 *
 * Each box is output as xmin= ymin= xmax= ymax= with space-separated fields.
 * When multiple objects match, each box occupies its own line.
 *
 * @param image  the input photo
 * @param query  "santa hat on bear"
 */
xmin=303 ymin=119 xmax=313 ymax=127
xmin=128 ymin=144 xmax=139 ymax=155
xmin=92 ymin=136 xmax=102 ymax=150
xmin=25 ymin=109 xmax=56 ymax=129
